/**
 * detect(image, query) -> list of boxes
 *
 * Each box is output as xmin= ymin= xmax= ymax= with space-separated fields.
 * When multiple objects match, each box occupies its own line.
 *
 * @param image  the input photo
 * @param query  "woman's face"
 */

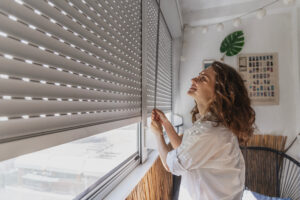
xmin=187 ymin=66 xmax=216 ymax=108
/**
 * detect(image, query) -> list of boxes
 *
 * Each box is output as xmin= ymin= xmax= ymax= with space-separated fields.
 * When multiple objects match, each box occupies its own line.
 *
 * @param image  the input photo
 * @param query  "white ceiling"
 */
xmin=178 ymin=0 xmax=297 ymax=26
xmin=180 ymin=0 xmax=258 ymax=11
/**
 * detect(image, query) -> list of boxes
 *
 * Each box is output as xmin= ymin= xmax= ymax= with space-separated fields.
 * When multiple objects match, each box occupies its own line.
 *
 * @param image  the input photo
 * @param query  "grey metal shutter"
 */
xmin=0 ymin=0 xmax=142 ymax=145
xmin=145 ymin=0 xmax=172 ymax=114
xmin=157 ymin=15 xmax=172 ymax=112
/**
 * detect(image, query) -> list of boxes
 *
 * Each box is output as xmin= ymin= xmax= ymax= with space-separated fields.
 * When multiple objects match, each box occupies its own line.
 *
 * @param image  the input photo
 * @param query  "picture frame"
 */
xmin=203 ymin=59 xmax=215 ymax=69
xmin=237 ymin=53 xmax=279 ymax=105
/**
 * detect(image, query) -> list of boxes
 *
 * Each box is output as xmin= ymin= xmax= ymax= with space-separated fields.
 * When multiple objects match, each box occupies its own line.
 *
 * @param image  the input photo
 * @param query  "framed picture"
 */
xmin=203 ymin=59 xmax=215 ymax=69
xmin=238 ymin=53 xmax=279 ymax=105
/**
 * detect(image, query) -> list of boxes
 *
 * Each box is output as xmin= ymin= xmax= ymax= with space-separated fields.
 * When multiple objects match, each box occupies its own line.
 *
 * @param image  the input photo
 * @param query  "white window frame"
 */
xmin=0 ymin=0 xmax=176 ymax=199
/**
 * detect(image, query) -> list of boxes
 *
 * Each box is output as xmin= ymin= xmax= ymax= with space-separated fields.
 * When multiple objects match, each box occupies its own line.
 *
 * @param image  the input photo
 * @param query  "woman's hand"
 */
xmin=152 ymin=109 xmax=169 ymax=125
xmin=150 ymin=119 xmax=163 ymax=136
xmin=151 ymin=110 xmax=163 ymax=136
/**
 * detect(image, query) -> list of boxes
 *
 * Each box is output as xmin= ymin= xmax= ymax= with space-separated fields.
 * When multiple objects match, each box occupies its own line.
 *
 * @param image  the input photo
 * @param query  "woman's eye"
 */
xmin=199 ymin=76 xmax=206 ymax=81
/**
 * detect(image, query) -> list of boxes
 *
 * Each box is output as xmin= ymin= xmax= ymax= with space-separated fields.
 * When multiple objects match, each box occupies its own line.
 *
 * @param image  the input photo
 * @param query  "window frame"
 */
xmin=0 ymin=0 xmax=174 ymax=198
xmin=75 ymin=123 xmax=141 ymax=200
xmin=81 ymin=0 xmax=174 ymax=198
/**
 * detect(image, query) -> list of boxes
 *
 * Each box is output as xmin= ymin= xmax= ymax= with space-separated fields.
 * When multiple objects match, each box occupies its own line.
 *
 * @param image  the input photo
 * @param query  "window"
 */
xmin=0 ymin=0 xmax=174 ymax=198
xmin=0 ymin=123 xmax=138 ymax=200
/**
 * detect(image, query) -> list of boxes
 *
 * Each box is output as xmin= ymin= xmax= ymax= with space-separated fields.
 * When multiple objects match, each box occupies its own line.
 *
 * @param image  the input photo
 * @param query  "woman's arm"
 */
xmin=154 ymin=133 xmax=183 ymax=173
xmin=152 ymin=109 xmax=183 ymax=149
xmin=150 ymin=119 xmax=172 ymax=172
xmin=154 ymin=134 xmax=171 ymax=172
xmin=162 ymin=120 xmax=183 ymax=149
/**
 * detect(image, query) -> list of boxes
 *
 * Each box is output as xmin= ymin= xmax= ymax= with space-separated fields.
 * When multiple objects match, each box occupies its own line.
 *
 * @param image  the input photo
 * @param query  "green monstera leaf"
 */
xmin=220 ymin=30 xmax=244 ymax=57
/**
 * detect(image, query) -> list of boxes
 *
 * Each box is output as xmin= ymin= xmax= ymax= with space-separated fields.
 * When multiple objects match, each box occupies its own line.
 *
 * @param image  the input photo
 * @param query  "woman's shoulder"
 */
xmin=182 ymin=120 xmax=236 ymax=148
xmin=185 ymin=120 xmax=227 ymax=135
xmin=176 ymin=123 xmax=236 ymax=163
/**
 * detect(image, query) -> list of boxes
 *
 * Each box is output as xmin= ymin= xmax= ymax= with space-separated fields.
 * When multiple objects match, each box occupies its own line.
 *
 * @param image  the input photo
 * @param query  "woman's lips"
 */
xmin=189 ymin=85 xmax=197 ymax=91
xmin=190 ymin=84 xmax=196 ymax=89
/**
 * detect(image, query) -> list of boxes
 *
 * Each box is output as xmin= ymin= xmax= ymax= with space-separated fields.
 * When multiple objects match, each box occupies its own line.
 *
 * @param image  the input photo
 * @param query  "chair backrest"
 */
xmin=240 ymin=147 xmax=300 ymax=199
xmin=240 ymin=134 xmax=288 ymax=197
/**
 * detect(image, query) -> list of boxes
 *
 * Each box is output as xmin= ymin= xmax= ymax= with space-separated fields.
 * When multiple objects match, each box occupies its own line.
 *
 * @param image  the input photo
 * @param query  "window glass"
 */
xmin=0 ymin=123 xmax=138 ymax=200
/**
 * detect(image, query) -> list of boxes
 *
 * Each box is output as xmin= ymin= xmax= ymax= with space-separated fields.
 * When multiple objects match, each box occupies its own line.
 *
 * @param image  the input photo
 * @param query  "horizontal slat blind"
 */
xmin=0 ymin=0 xmax=142 ymax=143
xmin=157 ymin=16 xmax=172 ymax=111
xmin=145 ymin=0 xmax=172 ymax=114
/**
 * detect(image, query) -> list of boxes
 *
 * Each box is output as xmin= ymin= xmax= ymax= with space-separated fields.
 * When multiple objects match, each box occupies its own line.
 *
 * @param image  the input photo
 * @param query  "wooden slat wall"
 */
xmin=246 ymin=134 xmax=287 ymax=151
xmin=126 ymin=155 xmax=173 ymax=200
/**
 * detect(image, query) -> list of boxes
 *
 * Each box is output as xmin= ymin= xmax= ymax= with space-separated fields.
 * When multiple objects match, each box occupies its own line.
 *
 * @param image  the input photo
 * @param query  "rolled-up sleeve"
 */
xmin=166 ymin=148 xmax=188 ymax=176
xmin=166 ymin=131 xmax=222 ymax=176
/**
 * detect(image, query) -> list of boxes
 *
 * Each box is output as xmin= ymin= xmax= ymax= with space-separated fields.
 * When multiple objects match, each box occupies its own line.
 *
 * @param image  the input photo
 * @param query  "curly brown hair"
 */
xmin=191 ymin=61 xmax=256 ymax=145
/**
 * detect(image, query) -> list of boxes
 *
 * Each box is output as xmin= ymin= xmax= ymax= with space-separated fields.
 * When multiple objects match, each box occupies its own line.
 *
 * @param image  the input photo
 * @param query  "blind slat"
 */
xmin=0 ymin=99 xmax=140 ymax=117
xmin=23 ymin=0 xmax=141 ymax=66
xmin=0 ymin=37 xmax=141 ymax=85
xmin=0 ymin=79 xmax=141 ymax=101
xmin=0 ymin=109 xmax=141 ymax=142
xmin=0 ymin=56 xmax=140 ymax=94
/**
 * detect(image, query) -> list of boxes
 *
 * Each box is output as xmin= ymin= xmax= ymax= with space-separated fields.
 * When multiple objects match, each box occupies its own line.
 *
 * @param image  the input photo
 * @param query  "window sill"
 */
xmin=103 ymin=149 xmax=159 ymax=200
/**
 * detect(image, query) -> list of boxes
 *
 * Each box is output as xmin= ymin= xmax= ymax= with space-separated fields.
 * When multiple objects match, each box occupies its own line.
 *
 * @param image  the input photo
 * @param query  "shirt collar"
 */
xmin=194 ymin=112 xmax=221 ymax=125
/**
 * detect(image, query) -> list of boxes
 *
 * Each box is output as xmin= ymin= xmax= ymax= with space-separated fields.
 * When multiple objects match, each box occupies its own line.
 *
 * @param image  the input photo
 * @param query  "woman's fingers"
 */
xmin=152 ymin=109 xmax=160 ymax=117
xmin=153 ymin=120 xmax=162 ymax=129
xmin=153 ymin=109 xmax=166 ymax=123
xmin=152 ymin=110 xmax=158 ymax=119
xmin=154 ymin=108 xmax=163 ymax=114
xmin=154 ymin=109 xmax=164 ymax=117
xmin=152 ymin=109 xmax=159 ymax=120
xmin=152 ymin=109 xmax=168 ymax=124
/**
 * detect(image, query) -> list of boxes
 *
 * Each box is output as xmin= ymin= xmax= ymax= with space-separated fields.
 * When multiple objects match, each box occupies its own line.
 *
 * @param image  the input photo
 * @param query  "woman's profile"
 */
xmin=151 ymin=61 xmax=256 ymax=200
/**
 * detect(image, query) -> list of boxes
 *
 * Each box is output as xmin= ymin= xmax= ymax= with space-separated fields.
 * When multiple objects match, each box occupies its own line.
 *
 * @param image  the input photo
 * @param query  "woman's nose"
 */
xmin=191 ymin=77 xmax=197 ymax=83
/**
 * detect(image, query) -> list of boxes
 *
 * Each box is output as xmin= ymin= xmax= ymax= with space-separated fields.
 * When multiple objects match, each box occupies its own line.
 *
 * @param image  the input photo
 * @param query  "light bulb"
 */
xmin=233 ymin=18 xmax=242 ymax=27
xmin=202 ymin=26 xmax=208 ymax=34
xmin=216 ymin=23 xmax=224 ymax=32
xmin=283 ymin=0 xmax=295 ymax=4
xmin=256 ymin=8 xmax=266 ymax=19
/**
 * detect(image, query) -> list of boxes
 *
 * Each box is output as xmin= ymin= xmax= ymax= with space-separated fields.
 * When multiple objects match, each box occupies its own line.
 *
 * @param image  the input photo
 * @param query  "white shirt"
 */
xmin=166 ymin=118 xmax=245 ymax=200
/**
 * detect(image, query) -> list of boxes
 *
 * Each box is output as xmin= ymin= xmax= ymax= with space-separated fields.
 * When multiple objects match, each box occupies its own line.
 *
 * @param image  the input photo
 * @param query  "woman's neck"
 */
xmin=197 ymin=103 xmax=208 ymax=116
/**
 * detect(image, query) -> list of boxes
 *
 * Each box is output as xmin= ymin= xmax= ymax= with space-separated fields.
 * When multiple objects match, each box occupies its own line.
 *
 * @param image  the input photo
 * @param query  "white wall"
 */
xmin=172 ymin=37 xmax=183 ymax=116
xmin=176 ymin=11 xmax=300 ymax=160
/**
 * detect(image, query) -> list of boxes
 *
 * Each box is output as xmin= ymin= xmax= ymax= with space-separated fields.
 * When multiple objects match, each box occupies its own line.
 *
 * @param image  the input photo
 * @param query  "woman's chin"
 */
xmin=187 ymin=89 xmax=196 ymax=96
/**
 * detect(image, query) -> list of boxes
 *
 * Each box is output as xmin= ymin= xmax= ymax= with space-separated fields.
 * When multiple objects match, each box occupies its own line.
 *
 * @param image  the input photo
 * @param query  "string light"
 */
xmin=188 ymin=0 xmax=290 ymax=32
xmin=283 ymin=0 xmax=295 ymax=5
xmin=233 ymin=18 xmax=242 ymax=27
xmin=216 ymin=23 xmax=224 ymax=32
xmin=202 ymin=26 xmax=208 ymax=34
xmin=256 ymin=8 xmax=267 ymax=19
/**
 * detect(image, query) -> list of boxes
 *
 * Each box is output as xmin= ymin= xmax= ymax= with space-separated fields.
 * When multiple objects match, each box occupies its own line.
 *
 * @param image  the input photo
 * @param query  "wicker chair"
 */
xmin=240 ymin=146 xmax=300 ymax=200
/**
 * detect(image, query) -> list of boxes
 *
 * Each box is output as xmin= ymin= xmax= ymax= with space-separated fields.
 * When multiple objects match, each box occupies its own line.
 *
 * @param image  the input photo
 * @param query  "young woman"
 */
xmin=151 ymin=61 xmax=256 ymax=200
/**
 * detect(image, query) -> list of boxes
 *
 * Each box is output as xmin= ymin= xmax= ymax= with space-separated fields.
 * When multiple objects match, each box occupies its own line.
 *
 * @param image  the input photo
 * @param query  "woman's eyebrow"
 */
xmin=198 ymin=72 xmax=209 ymax=79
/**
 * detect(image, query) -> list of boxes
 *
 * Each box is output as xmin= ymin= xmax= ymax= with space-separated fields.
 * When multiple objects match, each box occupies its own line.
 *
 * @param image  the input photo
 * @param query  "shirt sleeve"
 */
xmin=166 ymin=131 xmax=221 ymax=176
